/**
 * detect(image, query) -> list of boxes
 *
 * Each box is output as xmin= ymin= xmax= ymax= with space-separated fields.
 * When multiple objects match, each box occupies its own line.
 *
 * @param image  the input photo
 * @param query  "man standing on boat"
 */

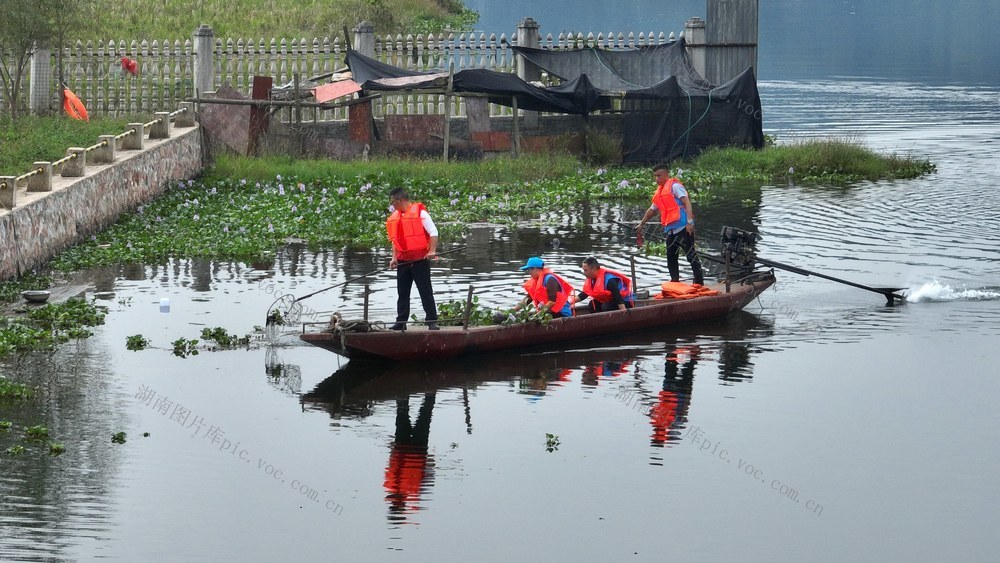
xmin=578 ymin=256 xmax=635 ymax=312
xmin=517 ymin=257 xmax=575 ymax=318
xmin=637 ymin=164 xmax=705 ymax=286
xmin=386 ymin=188 xmax=439 ymax=330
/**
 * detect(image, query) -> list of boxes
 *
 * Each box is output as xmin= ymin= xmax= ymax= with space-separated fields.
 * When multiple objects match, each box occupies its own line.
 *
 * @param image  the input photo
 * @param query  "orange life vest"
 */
xmin=386 ymin=202 xmax=430 ymax=261
xmin=655 ymin=281 xmax=720 ymax=300
xmin=583 ymin=267 xmax=634 ymax=304
xmin=526 ymin=269 xmax=574 ymax=316
xmin=651 ymin=178 xmax=682 ymax=226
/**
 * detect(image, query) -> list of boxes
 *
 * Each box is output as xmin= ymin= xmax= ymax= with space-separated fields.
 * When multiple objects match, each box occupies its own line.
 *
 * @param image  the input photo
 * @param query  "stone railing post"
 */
xmin=61 ymin=148 xmax=87 ymax=177
xmin=124 ymin=123 xmax=145 ymax=150
xmin=92 ymin=135 xmax=117 ymax=164
xmin=0 ymin=177 xmax=16 ymax=209
xmin=193 ymin=24 xmax=215 ymax=97
xmin=684 ymin=17 xmax=707 ymax=81
xmin=176 ymin=102 xmax=196 ymax=127
xmin=150 ymin=112 xmax=171 ymax=139
xmin=28 ymin=162 xmax=53 ymax=192
xmin=353 ymin=22 xmax=375 ymax=58
xmin=29 ymin=46 xmax=52 ymax=115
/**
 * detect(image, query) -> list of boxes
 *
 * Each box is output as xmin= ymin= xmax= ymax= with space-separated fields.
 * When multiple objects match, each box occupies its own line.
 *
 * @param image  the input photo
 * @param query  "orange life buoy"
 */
xmin=63 ymin=88 xmax=89 ymax=121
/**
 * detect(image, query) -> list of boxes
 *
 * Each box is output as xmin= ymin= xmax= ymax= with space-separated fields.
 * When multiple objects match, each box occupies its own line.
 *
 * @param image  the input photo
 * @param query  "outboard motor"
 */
xmin=719 ymin=226 xmax=758 ymax=277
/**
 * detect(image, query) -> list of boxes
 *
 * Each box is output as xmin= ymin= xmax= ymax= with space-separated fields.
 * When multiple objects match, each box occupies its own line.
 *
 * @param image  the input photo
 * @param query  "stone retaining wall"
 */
xmin=0 ymin=127 xmax=202 ymax=280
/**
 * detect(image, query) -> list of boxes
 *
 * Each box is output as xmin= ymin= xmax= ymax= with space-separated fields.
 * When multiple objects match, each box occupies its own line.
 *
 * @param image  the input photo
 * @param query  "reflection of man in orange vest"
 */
xmin=386 ymin=188 xmax=439 ymax=331
xmin=384 ymin=393 xmax=436 ymax=522
xmin=578 ymin=256 xmax=634 ymax=312
xmin=516 ymin=256 xmax=575 ymax=318
xmin=636 ymin=164 xmax=705 ymax=285
xmin=650 ymin=345 xmax=698 ymax=446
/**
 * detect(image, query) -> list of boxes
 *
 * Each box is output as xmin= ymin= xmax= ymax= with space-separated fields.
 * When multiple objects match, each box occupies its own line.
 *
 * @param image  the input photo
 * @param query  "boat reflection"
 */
xmin=299 ymin=311 xmax=772 ymax=523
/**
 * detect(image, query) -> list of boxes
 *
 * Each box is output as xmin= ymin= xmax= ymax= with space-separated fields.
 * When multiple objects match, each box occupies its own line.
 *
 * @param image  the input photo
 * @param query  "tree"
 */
xmin=0 ymin=0 xmax=94 ymax=120
xmin=0 ymin=0 xmax=52 ymax=119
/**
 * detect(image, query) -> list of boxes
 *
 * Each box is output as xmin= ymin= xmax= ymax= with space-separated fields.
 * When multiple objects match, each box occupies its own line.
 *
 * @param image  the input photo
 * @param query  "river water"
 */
xmin=3 ymin=78 xmax=1000 ymax=563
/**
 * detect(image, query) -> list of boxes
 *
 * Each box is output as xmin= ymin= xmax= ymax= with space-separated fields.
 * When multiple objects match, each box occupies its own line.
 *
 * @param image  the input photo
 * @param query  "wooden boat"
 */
xmin=299 ymin=269 xmax=776 ymax=361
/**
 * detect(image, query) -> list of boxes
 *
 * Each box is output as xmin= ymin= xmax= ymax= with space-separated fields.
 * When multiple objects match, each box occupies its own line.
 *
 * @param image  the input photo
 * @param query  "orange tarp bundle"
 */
xmin=653 ymin=281 xmax=720 ymax=300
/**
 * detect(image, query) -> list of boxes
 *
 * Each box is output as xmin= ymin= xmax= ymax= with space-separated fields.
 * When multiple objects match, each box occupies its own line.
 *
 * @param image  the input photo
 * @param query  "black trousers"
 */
xmin=396 ymin=259 xmax=438 ymax=323
xmin=665 ymin=229 xmax=705 ymax=285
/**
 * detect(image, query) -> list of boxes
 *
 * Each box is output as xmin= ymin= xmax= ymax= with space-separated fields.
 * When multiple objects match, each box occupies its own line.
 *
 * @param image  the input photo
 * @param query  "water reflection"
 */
xmin=649 ymin=343 xmax=699 ymax=446
xmin=384 ymin=394 xmax=436 ymax=524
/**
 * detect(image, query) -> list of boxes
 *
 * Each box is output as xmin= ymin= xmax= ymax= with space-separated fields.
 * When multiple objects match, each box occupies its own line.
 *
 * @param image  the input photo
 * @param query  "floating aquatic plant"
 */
xmin=545 ymin=433 xmax=560 ymax=453
xmin=171 ymin=338 xmax=199 ymax=358
xmin=126 ymin=334 xmax=150 ymax=351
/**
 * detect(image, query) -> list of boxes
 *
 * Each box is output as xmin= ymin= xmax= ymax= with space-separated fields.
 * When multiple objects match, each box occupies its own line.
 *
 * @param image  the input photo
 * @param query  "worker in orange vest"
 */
xmin=578 ymin=256 xmax=634 ymax=312
xmin=637 ymin=164 xmax=705 ymax=285
xmin=386 ymin=188 xmax=439 ymax=330
xmin=517 ymin=256 xmax=575 ymax=318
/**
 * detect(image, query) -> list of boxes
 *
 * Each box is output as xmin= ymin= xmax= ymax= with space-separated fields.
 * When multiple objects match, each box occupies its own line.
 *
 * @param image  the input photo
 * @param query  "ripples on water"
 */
xmin=3 ymin=79 xmax=1000 ymax=560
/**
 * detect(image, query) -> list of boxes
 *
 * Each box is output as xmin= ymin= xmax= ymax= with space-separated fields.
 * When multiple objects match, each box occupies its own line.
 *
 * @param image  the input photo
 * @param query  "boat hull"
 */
xmin=300 ymin=272 xmax=774 ymax=361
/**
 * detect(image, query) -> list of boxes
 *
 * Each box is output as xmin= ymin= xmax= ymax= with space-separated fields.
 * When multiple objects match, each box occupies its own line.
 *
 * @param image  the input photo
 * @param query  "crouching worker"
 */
xmin=578 ymin=256 xmax=634 ymax=312
xmin=517 ymin=257 xmax=575 ymax=318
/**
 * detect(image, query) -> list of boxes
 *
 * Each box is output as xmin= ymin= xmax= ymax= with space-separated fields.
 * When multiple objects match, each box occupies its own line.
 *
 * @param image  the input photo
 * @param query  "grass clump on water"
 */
xmin=686 ymin=138 xmax=936 ymax=184
xmin=0 ymin=298 xmax=107 ymax=359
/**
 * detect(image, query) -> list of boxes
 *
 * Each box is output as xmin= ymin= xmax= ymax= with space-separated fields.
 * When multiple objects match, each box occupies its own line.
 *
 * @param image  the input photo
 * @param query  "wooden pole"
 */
xmin=443 ymin=62 xmax=454 ymax=161
xmin=630 ymin=255 xmax=638 ymax=297
xmin=363 ymin=284 xmax=371 ymax=321
xmin=463 ymin=286 xmax=474 ymax=330
xmin=512 ymin=95 xmax=520 ymax=157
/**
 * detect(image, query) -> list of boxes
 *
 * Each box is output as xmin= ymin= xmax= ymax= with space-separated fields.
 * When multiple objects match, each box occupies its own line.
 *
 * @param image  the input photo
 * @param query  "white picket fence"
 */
xmin=2 ymin=29 xmax=675 ymax=120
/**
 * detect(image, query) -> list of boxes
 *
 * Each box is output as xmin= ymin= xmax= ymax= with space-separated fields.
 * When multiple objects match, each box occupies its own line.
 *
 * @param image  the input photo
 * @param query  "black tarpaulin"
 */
xmin=512 ymin=39 xmax=712 ymax=92
xmin=621 ymin=68 xmax=764 ymax=164
xmin=514 ymin=38 xmax=763 ymax=163
xmin=345 ymin=41 xmax=763 ymax=163
xmin=346 ymin=49 xmax=602 ymax=114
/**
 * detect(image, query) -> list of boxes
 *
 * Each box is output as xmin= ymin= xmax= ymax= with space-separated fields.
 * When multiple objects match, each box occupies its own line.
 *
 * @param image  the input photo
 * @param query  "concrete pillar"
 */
xmin=29 ymin=46 xmax=52 ymax=115
xmin=0 ymin=176 xmax=15 ymax=209
xmin=176 ymin=102 xmax=196 ymax=127
xmin=515 ymin=18 xmax=541 ymax=82
xmin=92 ymin=135 xmax=117 ymax=164
xmin=353 ymin=22 xmax=375 ymax=58
xmin=705 ymin=0 xmax=758 ymax=83
xmin=193 ymin=24 xmax=215 ymax=97
xmin=516 ymin=18 xmax=541 ymax=130
xmin=124 ymin=123 xmax=145 ymax=150
xmin=27 ymin=162 xmax=53 ymax=192
xmin=684 ymin=17 xmax=707 ymax=81
xmin=61 ymin=148 xmax=87 ymax=177
xmin=150 ymin=112 xmax=170 ymax=139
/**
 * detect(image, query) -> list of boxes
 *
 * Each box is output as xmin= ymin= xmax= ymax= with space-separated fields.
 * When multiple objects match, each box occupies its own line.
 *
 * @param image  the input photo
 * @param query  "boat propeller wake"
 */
xmin=905 ymin=280 xmax=1000 ymax=302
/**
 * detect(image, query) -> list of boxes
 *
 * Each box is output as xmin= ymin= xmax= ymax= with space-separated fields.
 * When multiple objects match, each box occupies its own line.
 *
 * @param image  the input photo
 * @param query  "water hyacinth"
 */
xmin=49 ymin=167 xmax=674 ymax=271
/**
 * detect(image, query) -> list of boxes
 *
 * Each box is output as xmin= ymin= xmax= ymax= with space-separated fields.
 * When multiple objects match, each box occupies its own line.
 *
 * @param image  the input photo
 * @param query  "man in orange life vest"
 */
xmin=517 ymin=256 xmax=575 ymax=318
xmin=578 ymin=256 xmax=634 ymax=312
xmin=637 ymin=164 xmax=705 ymax=285
xmin=386 ymin=188 xmax=439 ymax=330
